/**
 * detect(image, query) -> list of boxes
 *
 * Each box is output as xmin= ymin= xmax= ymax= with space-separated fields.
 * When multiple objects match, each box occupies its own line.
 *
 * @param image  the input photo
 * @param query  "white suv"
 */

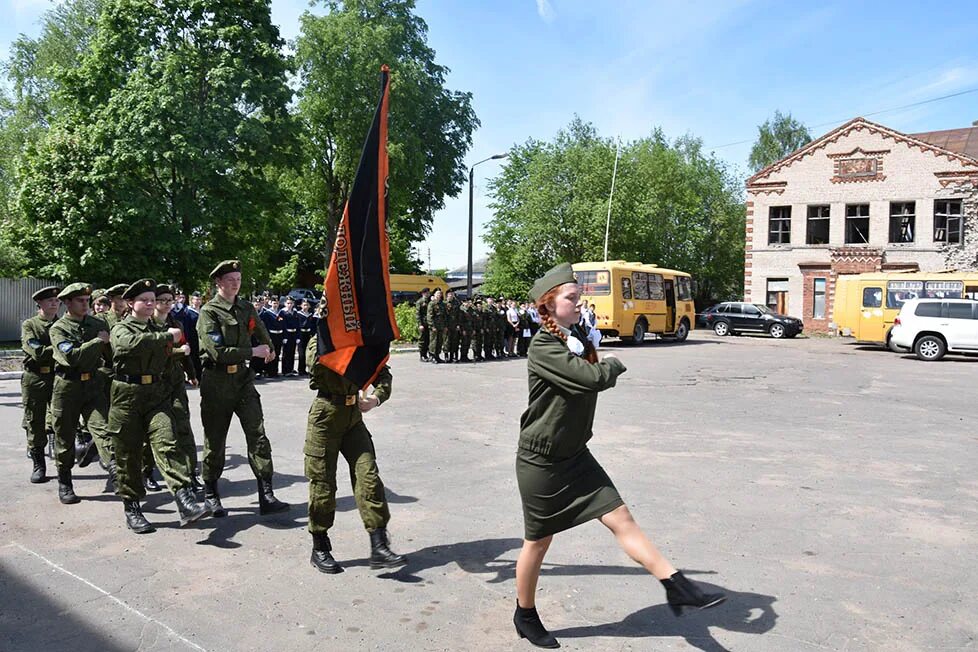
xmin=889 ymin=298 xmax=978 ymax=361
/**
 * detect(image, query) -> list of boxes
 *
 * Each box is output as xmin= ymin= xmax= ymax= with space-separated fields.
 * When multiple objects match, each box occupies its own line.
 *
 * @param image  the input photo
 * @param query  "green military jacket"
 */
xmin=104 ymin=309 xmax=126 ymax=330
xmin=111 ymin=316 xmax=173 ymax=377
xmin=446 ymin=298 xmax=460 ymax=328
xmin=197 ymin=293 xmax=272 ymax=365
xmin=305 ymin=335 xmax=392 ymax=405
xmin=518 ymin=328 xmax=626 ymax=459
xmin=50 ymin=314 xmax=111 ymax=373
xmin=459 ymin=305 xmax=474 ymax=331
xmin=481 ymin=304 xmax=495 ymax=331
xmin=426 ymin=299 xmax=447 ymax=329
xmin=153 ymin=313 xmax=196 ymax=382
xmin=22 ymin=315 xmax=56 ymax=372
xmin=415 ymin=296 xmax=429 ymax=327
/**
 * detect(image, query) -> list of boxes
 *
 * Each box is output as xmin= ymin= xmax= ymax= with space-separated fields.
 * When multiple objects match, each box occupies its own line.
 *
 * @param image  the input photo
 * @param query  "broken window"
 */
xmin=806 ymin=205 xmax=830 ymax=244
xmin=934 ymin=200 xmax=962 ymax=243
xmin=888 ymin=202 xmax=915 ymax=243
xmin=845 ymin=204 xmax=870 ymax=244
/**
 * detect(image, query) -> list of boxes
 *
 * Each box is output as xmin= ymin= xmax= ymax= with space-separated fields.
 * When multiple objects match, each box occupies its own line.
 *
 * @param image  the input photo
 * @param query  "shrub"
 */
xmin=394 ymin=302 xmax=419 ymax=342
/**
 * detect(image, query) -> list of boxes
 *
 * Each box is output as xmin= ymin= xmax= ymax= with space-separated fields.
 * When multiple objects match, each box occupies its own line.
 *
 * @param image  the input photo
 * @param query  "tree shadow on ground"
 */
xmin=552 ymin=575 xmax=778 ymax=652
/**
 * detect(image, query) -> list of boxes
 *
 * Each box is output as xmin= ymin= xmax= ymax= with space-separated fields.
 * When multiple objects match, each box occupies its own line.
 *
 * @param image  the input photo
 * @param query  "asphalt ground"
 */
xmin=0 ymin=330 xmax=975 ymax=652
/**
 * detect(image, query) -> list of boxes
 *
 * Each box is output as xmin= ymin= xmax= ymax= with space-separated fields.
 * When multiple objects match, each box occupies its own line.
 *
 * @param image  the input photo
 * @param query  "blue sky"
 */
xmin=4 ymin=0 xmax=977 ymax=269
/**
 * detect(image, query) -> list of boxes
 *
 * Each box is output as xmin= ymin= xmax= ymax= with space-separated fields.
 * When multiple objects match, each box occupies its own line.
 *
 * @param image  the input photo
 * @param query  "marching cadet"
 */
xmin=21 ymin=286 xmax=60 ymax=483
xmin=303 ymin=336 xmax=406 ymax=574
xmin=426 ymin=288 xmax=448 ymax=363
xmin=458 ymin=298 xmax=474 ymax=363
xmin=103 ymin=283 xmax=129 ymax=329
xmin=110 ymin=279 xmax=207 ymax=533
xmin=92 ymin=289 xmax=111 ymax=315
xmin=415 ymin=288 xmax=430 ymax=362
xmin=279 ymin=297 xmax=300 ymax=376
xmin=49 ymin=284 xmax=113 ymax=504
xmin=445 ymin=290 xmax=461 ymax=363
xmin=259 ymin=296 xmax=281 ymax=378
xmin=197 ymin=261 xmax=289 ymax=517
xmin=470 ymin=297 xmax=484 ymax=362
xmin=297 ymin=299 xmax=317 ymax=376
xmin=483 ymin=297 xmax=497 ymax=360
xmin=154 ymin=284 xmax=203 ymax=492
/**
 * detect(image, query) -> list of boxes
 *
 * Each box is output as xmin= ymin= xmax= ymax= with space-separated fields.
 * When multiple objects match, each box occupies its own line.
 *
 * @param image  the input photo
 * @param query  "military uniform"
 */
xmin=259 ymin=304 xmax=281 ymax=377
xmin=426 ymin=296 xmax=448 ymax=362
xmin=279 ymin=305 xmax=300 ymax=375
xmin=458 ymin=300 xmax=474 ymax=363
xmin=303 ymin=337 xmax=405 ymax=573
xmin=482 ymin=301 xmax=497 ymax=360
xmin=109 ymin=279 xmax=206 ymax=533
xmin=197 ymin=260 xmax=289 ymax=516
xmin=21 ymin=286 xmax=60 ymax=483
xmin=415 ymin=293 xmax=430 ymax=361
xmin=297 ymin=308 xmax=317 ymax=376
xmin=445 ymin=295 xmax=461 ymax=362
xmin=49 ymin=283 xmax=113 ymax=504
xmin=470 ymin=298 xmax=484 ymax=361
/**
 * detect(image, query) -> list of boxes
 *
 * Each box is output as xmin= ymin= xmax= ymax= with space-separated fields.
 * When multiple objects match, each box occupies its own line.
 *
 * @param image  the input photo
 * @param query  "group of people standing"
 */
xmin=250 ymin=294 xmax=319 ymax=378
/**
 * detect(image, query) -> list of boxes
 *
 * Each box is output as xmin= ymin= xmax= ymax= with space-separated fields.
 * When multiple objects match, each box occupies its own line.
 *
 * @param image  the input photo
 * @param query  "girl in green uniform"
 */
xmin=513 ymin=263 xmax=724 ymax=648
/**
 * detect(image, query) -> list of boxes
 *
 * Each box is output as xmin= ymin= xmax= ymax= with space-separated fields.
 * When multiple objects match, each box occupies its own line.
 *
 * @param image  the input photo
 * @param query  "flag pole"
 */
xmin=603 ymin=136 xmax=621 ymax=262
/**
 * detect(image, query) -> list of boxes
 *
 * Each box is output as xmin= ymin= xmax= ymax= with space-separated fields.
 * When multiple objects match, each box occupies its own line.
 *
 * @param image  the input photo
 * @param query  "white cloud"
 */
xmin=536 ymin=0 xmax=555 ymax=24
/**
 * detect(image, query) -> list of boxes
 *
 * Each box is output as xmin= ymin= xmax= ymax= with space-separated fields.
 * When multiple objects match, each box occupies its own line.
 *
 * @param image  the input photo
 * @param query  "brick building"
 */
xmin=744 ymin=117 xmax=978 ymax=333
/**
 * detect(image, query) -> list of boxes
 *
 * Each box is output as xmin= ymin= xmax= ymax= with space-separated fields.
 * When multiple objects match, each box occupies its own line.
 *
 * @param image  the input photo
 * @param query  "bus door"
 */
xmin=856 ymin=283 xmax=886 ymax=342
xmin=664 ymin=279 xmax=676 ymax=332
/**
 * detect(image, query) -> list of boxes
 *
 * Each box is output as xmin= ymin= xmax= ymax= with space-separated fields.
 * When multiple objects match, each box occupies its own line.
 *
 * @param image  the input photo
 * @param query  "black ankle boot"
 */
xmin=513 ymin=601 xmax=559 ymax=648
xmin=257 ymin=477 xmax=289 ymax=514
xmin=144 ymin=468 xmax=162 ymax=492
xmin=203 ymin=479 xmax=226 ymax=517
xmin=74 ymin=432 xmax=94 ymax=466
xmin=57 ymin=468 xmax=80 ymax=504
xmin=660 ymin=570 xmax=726 ymax=616
xmin=29 ymin=448 xmax=47 ymax=484
xmin=190 ymin=473 xmax=204 ymax=496
xmin=104 ymin=459 xmax=117 ymax=494
xmin=310 ymin=533 xmax=343 ymax=574
xmin=123 ymin=499 xmax=155 ymax=534
xmin=175 ymin=487 xmax=208 ymax=526
xmin=368 ymin=527 xmax=406 ymax=569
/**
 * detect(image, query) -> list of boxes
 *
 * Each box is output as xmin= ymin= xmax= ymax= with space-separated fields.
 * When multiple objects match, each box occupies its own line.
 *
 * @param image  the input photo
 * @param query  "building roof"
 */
xmin=910 ymin=126 xmax=978 ymax=161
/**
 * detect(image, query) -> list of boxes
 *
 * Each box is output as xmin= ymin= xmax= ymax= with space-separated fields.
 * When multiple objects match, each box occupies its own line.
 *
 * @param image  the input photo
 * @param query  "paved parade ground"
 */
xmin=1 ymin=331 xmax=975 ymax=652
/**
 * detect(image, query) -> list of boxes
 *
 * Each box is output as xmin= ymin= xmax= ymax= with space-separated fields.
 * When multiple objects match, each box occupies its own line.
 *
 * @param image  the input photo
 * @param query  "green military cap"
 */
xmin=90 ymin=288 xmax=107 ymax=301
xmin=155 ymin=283 xmax=174 ymax=297
xmin=191 ymin=291 xmax=201 ymax=297
xmin=210 ymin=259 xmax=241 ymax=279
xmin=106 ymin=283 xmax=128 ymax=298
xmin=528 ymin=262 xmax=577 ymax=303
xmin=58 ymin=283 xmax=94 ymax=301
xmin=122 ymin=278 xmax=156 ymax=300
xmin=32 ymin=286 xmax=61 ymax=302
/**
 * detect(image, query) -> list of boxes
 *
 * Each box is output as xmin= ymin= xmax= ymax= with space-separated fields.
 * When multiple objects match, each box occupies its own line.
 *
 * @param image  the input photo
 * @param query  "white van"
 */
xmin=889 ymin=298 xmax=978 ymax=361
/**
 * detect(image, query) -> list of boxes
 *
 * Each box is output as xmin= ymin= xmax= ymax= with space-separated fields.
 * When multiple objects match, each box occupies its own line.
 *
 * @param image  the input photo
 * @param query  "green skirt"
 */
xmin=516 ymin=446 xmax=624 ymax=541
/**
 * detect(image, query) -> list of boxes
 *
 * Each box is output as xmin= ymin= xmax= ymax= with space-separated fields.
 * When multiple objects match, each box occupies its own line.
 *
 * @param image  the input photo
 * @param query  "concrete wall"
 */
xmin=0 ymin=278 xmax=60 ymax=342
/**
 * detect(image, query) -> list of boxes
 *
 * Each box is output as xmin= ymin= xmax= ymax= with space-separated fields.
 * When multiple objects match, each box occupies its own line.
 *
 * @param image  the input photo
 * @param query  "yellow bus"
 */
xmin=388 ymin=274 xmax=448 ymax=305
xmin=834 ymin=271 xmax=978 ymax=349
xmin=572 ymin=261 xmax=696 ymax=344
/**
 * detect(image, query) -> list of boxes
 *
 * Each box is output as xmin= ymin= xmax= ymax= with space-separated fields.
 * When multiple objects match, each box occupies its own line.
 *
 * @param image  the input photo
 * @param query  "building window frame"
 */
xmin=934 ymin=199 xmax=963 ymax=244
xmin=888 ymin=201 xmax=915 ymax=243
xmin=806 ymin=205 xmax=830 ymax=245
xmin=768 ymin=206 xmax=791 ymax=245
xmin=845 ymin=204 xmax=870 ymax=244
xmin=813 ymin=277 xmax=827 ymax=319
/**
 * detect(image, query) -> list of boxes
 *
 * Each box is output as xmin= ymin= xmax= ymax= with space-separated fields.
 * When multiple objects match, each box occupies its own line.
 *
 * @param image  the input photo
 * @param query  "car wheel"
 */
xmin=713 ymin=321 xmax=729 ymax=336
xmin=769 ymin=323 xmax=786 ymax=339
xmin=914 ymin=335 xmax=946 ymax=361
xmin=674 ymin=319 xmax=690 ymax=342
xmin=631 ymin=319 xmax=647 ymax=345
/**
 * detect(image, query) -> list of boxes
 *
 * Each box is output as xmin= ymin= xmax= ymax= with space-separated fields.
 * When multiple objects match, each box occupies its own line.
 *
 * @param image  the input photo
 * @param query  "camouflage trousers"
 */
xmin=21 ymin=370 xmax=53 ymax=451
xmin=199 ymin=367 xmax=274 ymax=481
xmin=51 ymin=375 xmax=112 ymax=472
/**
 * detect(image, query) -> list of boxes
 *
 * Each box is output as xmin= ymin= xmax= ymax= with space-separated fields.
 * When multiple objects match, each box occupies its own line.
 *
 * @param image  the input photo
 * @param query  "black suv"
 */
xmin=701 ymin=302 xmax=803 ymax=339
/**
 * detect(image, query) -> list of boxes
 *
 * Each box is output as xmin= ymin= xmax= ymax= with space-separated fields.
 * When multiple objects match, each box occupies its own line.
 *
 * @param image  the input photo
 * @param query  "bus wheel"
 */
xmin=674 ymin=318 xmax=690 ymax=342
xmin=631 ymin=319 xmax=647 ymax=345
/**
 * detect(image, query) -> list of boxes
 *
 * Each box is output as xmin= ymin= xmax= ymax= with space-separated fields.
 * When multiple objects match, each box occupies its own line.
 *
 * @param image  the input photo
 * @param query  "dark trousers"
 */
xmin=298 ymin=334 xmax=312 ymax=375
xmin=418 ymin=325 xmax=430 ymax=359
xmin=281 ymin=332 xmax=297 ymax=374
xmin=267 ymin=334 xmax=282 ymax=376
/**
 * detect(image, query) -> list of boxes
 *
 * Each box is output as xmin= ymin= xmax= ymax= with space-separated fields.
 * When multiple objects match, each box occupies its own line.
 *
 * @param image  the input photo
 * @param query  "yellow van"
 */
xmin=834 ymin=271 xmax=978 ymax=349
xmin=572 ymin=261 xmax=696 ymax=344
xmin=388 ymin=274 xmax=449 ymax=306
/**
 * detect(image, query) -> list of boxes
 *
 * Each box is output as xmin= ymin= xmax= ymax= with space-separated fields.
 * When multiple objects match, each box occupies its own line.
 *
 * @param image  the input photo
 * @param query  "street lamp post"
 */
xmin=468 ymin=153 xmax=508 ymax=298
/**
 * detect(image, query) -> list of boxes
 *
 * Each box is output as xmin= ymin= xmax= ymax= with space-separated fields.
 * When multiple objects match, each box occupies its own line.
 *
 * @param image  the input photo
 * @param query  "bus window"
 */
xmin=886 ymin=280 xmax=922 ymax=309
xmin=862 ymin=287 xmax=882 ymax=308
xmin=648 ymin=273 xmax=664 ymax=300
xmin=632 ymin=272 xmax=649 ymax=299
xmin=677 ymin=276 xmax=692 ymax=301
xmin=966 ymin=286 xmax=978 ymax=300
xmin=577 ymin=270 xmax=611 ymax=295
xmin=621 ymin=277 xmax=632 ymax=299
xmin=923 ymin=280 xmax=963 ymax=299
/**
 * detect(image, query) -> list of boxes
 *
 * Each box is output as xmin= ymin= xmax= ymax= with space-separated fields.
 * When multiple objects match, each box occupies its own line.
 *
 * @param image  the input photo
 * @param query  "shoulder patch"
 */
xmin=27 ymin=338 xmax=42 ymax=349
xmin=208 ymin=332 xmax=223 ymax=344
xmin=57 ymin=341 xmax=74 ymax=353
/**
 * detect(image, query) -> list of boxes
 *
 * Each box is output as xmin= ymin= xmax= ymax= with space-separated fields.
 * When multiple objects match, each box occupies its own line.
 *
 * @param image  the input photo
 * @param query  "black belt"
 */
xmin=56 ymin=369 xmax=94 ymax=381
xmin=24 ymin=361 xmax=53 ymax=374
xmin=205 ymin=361 xmax=247 ymax=373
xmin=118 ymin=374 xmax=161 ymax=385
xmin=317 ymin=391 xmax=358 ymax=406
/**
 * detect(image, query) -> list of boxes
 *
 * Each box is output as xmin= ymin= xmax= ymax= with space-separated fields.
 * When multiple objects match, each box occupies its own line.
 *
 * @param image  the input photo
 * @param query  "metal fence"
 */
xmin=0 ymin=278 xmax=60 ymax=342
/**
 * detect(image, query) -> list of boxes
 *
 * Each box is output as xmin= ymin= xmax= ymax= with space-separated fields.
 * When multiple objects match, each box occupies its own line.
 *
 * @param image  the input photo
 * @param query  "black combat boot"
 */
xmin=190 ymin=472 xmax=204 ymax=496
xmin=144 ymin=467 xmax=162 ymax=492
xmin=257 ymin=477 xmax=290 ymax=515
xmin=123 ymin=499 xmax=155 ymax=534
xmin=29 ymin=448 xmax=47 ymax=484
xmin=203 ymin=479 xmax=226 ymax=517
xmin=104 ymin=459 xmax=117 ymax=494
xmin=310 ymin=532 xmax=343 ymax=574
xmin=57 ymin=468 xmax=80 ymax=504
xmin=368 ymin=527 xmax=407 ymax=569
xmin=513 ymin=601 xmax=560 ymax=648
xmin=174 ymin=487 xmax=208 ymax=526
xmin=660 ymin=570 xmax=726 ymax=616
xmin=74 ymin=432 xmax=95 ymax=467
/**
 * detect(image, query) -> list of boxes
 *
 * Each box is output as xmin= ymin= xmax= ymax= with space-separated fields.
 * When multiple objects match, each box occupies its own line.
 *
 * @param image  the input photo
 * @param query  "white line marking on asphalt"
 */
xmin=9 ymin=541 xmax=207 ymax=652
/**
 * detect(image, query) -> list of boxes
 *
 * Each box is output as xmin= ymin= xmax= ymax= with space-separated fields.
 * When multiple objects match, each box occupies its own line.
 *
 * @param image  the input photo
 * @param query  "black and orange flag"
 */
xmin=316 ymin=65 xmax=400 ymax=389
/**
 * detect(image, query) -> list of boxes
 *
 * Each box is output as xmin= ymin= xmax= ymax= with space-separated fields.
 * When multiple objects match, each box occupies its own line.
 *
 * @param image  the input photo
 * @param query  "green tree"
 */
xmin=747 ymin=110 xmax=811 ymax=173
xmin=483 ymin=118 xmax=744 ymax=304
xmin=13 ymin=0 xmax=297 ymax=288
xmin=292 ymin=0 xmax=478 ymax=274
